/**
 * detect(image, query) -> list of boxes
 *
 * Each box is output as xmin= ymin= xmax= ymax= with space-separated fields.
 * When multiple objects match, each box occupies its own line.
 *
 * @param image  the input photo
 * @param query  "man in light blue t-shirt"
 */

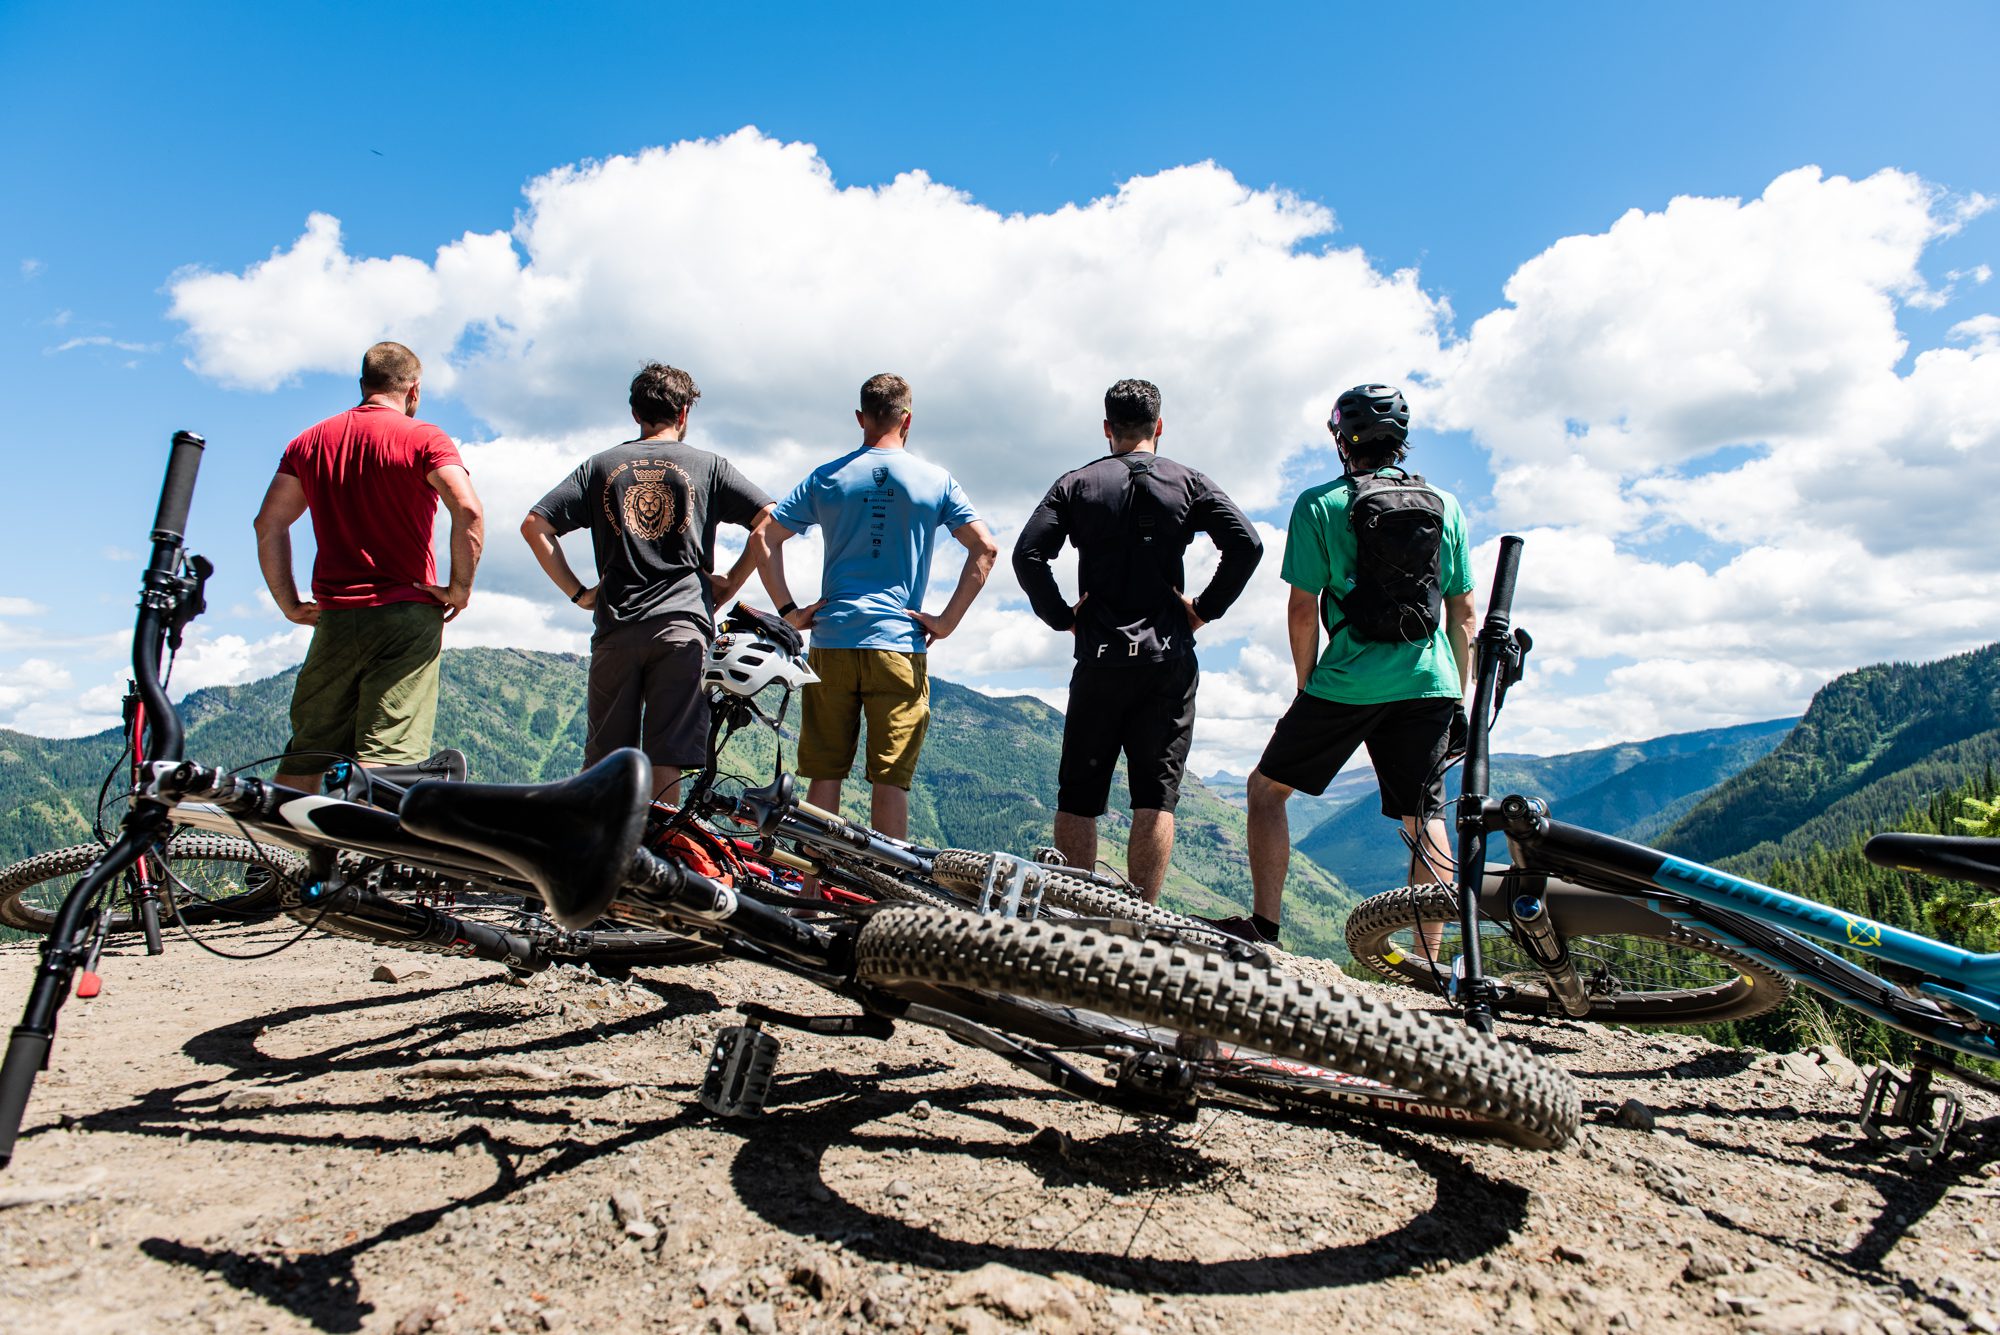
xmin=755 ymin=373 xmax=999 ymax=839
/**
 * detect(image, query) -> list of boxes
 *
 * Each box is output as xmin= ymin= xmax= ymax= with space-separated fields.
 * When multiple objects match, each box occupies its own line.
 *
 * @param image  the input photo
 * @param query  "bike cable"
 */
xmin=157 ymin=813 xmax=334 ymax=961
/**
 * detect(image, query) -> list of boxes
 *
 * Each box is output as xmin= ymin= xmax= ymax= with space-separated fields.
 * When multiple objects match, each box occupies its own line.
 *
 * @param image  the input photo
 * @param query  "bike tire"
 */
xmin=0 ymin=832 xmax=298 ymax=936
xmin=1345 ymin=882 xmax=1789 ymax=1025
xmin=855 ymin=906 xmax=1579 ymax=1149
xmin=930 ymin=849 xmax=1235 ymax=944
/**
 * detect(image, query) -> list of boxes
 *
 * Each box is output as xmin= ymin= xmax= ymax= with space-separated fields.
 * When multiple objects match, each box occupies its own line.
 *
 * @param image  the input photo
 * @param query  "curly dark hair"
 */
xmin=630 ymin=363 xmax=701 ymax=426
xmin=1104 ymin=378 xmax=1161 ymax=443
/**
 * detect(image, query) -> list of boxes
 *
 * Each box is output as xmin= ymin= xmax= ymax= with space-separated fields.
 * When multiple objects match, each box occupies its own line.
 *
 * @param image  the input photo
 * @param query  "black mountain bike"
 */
xmin=0 ymin=434 xmax=1581 ymax=1170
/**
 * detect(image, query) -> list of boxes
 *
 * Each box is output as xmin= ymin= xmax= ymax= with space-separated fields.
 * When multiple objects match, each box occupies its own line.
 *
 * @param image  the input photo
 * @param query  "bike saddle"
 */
xmin=1865 ymin=833 xmax=2000 ymax=893
xmin=399 ymin=748 xmax=651 ymax=930
xmin=323 ymin=749 xmax=470 ymax=813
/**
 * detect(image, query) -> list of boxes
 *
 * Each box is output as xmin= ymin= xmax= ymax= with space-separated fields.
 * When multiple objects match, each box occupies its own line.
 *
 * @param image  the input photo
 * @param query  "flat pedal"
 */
xmin=700 ymin=1022 xmax=780 ymax=1118
xmin=1859 ymin=1063 xmax=1967 ymax=1165
xmin=977 ymin=852 xmax=1047 ymax=921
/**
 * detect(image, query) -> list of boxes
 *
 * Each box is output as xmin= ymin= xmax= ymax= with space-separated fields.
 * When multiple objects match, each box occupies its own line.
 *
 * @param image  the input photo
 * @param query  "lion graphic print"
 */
xmin=603 ymin=458 xmax=692 ymax=540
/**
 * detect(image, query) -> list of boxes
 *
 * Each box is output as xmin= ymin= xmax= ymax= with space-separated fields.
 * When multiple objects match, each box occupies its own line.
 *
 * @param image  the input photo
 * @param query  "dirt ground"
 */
xmin=1 ymin=925 xmax=1995 ymax=1335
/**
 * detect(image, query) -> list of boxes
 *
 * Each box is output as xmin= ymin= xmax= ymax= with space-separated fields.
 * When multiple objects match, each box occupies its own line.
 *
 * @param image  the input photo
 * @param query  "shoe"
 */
xmin=1199 ymin=914 xmax=1275 ymax=945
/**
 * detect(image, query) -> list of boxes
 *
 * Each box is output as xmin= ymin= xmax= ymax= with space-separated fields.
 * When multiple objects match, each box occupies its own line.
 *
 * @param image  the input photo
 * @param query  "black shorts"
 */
xmin=1058 ymin=656 xmax=1198 ymax=817
xmin=1256 ymin=694 xmax=1454 ymax=818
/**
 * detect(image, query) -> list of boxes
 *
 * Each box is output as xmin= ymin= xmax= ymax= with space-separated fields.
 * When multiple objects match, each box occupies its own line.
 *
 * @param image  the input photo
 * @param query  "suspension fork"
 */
xmin=1452 ymin=536 xmax=1525 ymax=1034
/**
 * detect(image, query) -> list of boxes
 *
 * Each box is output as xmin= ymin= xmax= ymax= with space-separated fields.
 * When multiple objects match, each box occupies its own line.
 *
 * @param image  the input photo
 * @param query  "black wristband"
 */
xmin=570 ymin=585 xmax=588 ymax=605
xmin=777 ymin=601 xmax=798 ymax=618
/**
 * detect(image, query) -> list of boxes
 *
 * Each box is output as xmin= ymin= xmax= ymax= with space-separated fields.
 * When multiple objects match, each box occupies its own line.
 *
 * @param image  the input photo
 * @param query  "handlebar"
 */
xmin=1482 ymin=534 xmax=1523 ymax=636
xmin=150 ymin=430 xmax=206 ymax=546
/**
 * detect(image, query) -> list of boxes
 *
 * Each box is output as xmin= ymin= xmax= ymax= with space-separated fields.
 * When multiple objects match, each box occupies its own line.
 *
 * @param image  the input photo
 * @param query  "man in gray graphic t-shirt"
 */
xmin=523 ymin=363 xmax=774 ymax=799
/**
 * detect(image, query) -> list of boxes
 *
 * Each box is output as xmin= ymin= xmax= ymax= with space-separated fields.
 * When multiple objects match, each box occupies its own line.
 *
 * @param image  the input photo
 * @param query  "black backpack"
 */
xmin=1321 ymin=467 xmax=1447 ymax=644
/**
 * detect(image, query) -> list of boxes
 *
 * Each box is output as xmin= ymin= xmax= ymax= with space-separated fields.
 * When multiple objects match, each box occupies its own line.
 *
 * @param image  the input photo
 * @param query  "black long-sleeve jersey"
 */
xmin=1012 ymin=451 xmax=1263 ymax=664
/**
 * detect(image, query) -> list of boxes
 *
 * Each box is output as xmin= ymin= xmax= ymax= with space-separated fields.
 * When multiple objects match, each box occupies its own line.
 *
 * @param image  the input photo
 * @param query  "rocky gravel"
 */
xmin=1 ymin=927 xmax=1995 ymax=1333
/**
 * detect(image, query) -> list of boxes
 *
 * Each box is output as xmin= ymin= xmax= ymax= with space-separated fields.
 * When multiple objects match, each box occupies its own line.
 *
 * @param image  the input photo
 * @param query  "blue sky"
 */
xmin=3 ymin=1 xmax=1997 ymax=771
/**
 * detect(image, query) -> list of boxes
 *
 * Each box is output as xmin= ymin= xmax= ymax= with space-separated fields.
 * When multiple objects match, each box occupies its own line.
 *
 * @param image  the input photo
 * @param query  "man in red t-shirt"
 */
xmin=253 ymin=342 xmax=485 ymax=792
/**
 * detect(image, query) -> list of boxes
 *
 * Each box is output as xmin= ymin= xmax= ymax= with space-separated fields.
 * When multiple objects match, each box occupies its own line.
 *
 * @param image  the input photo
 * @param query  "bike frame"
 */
xmin=1493 ymin=807 xmax=2000 ymax=1063
xmin=1444 ymin=535 xmax=2000 ymax=1066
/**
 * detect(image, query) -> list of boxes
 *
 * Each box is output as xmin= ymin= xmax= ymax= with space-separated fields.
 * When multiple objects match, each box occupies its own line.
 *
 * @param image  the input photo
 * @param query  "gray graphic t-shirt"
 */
xmin=532 ymin=439 xmax=771 ymax=634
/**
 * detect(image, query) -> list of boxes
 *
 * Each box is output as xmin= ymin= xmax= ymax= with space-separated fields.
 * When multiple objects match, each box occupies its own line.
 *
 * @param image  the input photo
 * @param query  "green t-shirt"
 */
xmin=1279 ymin=472 xmax=1472 ymax=705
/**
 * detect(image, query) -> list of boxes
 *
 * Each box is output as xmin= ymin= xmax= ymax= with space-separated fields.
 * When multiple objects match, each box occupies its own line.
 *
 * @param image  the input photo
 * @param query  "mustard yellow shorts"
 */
xmin=796 ymin=648 xmax=930 ymax=790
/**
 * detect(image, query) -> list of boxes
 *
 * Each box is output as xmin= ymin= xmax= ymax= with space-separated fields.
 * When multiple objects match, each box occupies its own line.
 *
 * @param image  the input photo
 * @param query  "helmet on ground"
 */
xmin=704 ymin=633 xmax=819 ymax=696
xmin=1331 ymin=385 xmax=1410 ymax=449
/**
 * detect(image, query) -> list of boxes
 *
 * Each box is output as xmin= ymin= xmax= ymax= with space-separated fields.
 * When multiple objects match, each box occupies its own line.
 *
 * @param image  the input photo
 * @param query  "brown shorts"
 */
xmin=796 ymin=648 xmax=930 ymax=789
xmin=586 ymin=615 xmax=711 ymax=771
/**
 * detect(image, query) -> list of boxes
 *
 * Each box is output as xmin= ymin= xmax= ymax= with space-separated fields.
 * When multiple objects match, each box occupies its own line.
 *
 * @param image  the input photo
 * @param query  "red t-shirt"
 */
xmin=277 ymin=404 xmax=465 ymax=608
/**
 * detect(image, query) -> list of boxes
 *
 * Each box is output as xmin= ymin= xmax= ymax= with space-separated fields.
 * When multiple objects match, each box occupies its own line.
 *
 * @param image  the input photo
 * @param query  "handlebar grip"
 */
xmin=150 ymin=430 xmax=207 ymax=544
xmin=0 ymin=1027 xmax=51 ymax=1170
xmin=1483 ymin=534 xmax=1525 ymax=628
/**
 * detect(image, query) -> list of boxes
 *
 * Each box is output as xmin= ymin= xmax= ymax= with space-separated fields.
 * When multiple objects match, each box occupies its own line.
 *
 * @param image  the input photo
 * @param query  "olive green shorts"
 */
xmin=285 ymin=601 xmax=446 ymax=771
xmin=796 ymin=648 xmax=930 ymax=790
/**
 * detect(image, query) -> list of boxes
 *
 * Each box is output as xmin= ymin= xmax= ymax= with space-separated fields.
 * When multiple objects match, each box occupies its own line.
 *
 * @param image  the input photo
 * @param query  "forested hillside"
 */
xmin=0 ymin=648 xmax=1359 ymax=959
xmin=1660 ymin=643 xmax=2000 ymax=869
xmin=1283 ymin=718 xmax=1796 ymax=896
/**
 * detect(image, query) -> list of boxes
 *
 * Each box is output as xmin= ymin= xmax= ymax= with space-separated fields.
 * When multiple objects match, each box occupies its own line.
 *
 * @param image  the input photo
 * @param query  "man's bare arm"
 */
xmin=910 ymin=520 xmax=999 ymax=645
xmin=712 ymin=503 xmax=775 ymax=607
xmin=521 ymin=511 xmax=596 ymax=610
xmin=252 ymin=473 xmax=318 ymax=627
xmin=1446 ymin=589 xmax=1477 ymax=696
xmin=1286 ymin=586 xmax=1321 ymax=692
xmin=417 ymin=465 xmax=484 ymax=622
xmin=752 ymin=523 xmax=823 ymax=630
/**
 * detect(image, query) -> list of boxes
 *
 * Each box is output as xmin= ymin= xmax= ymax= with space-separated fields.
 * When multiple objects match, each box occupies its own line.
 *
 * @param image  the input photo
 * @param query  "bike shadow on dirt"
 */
xmin=88 ymin=990 xmax=946 ymax=1331
xmin=174 ymin=974 xmax=721 ymax=1085
xmin=722 ymin=1078 xmax=1529 ymax=1294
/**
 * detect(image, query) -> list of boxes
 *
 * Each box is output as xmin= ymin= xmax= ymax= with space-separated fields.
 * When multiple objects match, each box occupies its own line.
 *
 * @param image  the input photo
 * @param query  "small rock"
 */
xmin=538 ymin=1308 xmax=568 ymax=1332
xmin=886 ymin=1179 xmax=916 ymax=1201
xmin=1683 ymin=1247 xmax=1729 ymax=1281
xmin=740 ymin=1302 xmax=777 ymax=1335
xmin=1614 ymin=1098 xmax=1656 ymax=1133
xmin=909 ymin=1100 xmax=933 ymax=1121
xmin=697 ymin=1262 xmax=739 ymax=1300
xmin=372 ymin=964 xmax=400 ymax=983
xmin=1025 ymin=1127 xmax=1071 ymax=1159
xmin=789 ymin=1252 xmax=844 ymax=1301
xmin=394 ymin=1303 xmax=447 ymax=1335
xmin=1553 ymin=1243 xmax=1591 ymax=1265
xmin=943 ymin=1264 xmax=1085 ymax=1330
xmin=610 ymin=1189 xmax=649 ymax=1231
xmin=220 ymin=1088 xmax=285 ymax=1110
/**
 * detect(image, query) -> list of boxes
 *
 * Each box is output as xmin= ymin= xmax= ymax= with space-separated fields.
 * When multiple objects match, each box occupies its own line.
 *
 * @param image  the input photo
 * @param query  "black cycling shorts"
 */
xmin=1057 ymin=656 xmax=1198 ymax=817
xmin=1255 ymin=693 xmax=1454 ymax=818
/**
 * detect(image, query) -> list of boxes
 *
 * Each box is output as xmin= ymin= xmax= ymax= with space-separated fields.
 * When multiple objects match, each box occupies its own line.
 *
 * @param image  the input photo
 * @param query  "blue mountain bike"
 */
xmin=1347 ymin=535 xmax=2000 ymax=1160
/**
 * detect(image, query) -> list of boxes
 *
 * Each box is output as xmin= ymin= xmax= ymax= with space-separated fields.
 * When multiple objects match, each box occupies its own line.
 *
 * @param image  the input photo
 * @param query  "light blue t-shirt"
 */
xmin=772 ymin=446 xmax=980 ymax=653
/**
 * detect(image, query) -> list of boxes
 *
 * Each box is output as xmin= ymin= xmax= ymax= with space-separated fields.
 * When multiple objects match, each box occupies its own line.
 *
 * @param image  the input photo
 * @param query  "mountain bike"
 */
xmin=0 ymin=433 xmax=1581 ymax=1170
xmin=1345 ymin=535 xmax=2000 ymax=1159
xmin=668 ymin=645 xmax=1265 ymax=960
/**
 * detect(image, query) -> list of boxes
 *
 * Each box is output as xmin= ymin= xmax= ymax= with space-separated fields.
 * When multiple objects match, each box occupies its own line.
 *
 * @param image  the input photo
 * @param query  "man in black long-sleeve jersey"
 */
xmin=1013 ymin=379 xmax=1264 ymax=901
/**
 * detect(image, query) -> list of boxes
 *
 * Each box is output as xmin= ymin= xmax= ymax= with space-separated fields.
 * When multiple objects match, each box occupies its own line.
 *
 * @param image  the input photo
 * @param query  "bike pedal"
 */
xmin=75 ymin=972 xmax=103 ymax=999
xmin=699 ymin=1024 xmax=781 ymax=1118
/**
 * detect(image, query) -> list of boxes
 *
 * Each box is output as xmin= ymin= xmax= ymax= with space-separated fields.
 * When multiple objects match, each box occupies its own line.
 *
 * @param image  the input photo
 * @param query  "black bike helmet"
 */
xmin=1330 ymin=384 xmax=1410 ymax=448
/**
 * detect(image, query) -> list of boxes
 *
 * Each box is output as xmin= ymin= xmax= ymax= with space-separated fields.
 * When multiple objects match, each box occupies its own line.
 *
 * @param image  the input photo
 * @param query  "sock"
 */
xmin=1251 ymin=913 xmax=1281 ymax=942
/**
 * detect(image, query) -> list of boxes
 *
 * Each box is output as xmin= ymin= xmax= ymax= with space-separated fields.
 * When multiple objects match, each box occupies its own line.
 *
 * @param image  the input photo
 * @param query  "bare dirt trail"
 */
xmin=0 ymin=928 xmax=1995 ymax=1334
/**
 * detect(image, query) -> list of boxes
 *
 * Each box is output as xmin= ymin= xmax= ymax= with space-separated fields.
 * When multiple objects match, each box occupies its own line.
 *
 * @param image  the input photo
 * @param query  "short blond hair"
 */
xmin=360 ymin=342 xmax=422 ymax=394
xmin=859 ymin=373 xmax=912 ymax=425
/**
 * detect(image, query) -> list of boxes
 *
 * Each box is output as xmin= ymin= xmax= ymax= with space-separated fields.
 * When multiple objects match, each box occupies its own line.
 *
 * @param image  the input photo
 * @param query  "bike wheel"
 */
xmin=930 ymin=849 xmax=1237 ymax=945
xmin=856 ymin=906 xmax=1578 ymax=1149
xmin=1345 ymin=882 xmax=1789 ymax=1025
xmin=0 ymin=832 xmax=298 ymax=936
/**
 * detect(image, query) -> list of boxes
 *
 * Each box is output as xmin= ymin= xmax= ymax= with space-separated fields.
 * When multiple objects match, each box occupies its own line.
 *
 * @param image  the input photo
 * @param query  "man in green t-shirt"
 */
xmin=1213 ymin=385 xmax=1476 ymax=946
